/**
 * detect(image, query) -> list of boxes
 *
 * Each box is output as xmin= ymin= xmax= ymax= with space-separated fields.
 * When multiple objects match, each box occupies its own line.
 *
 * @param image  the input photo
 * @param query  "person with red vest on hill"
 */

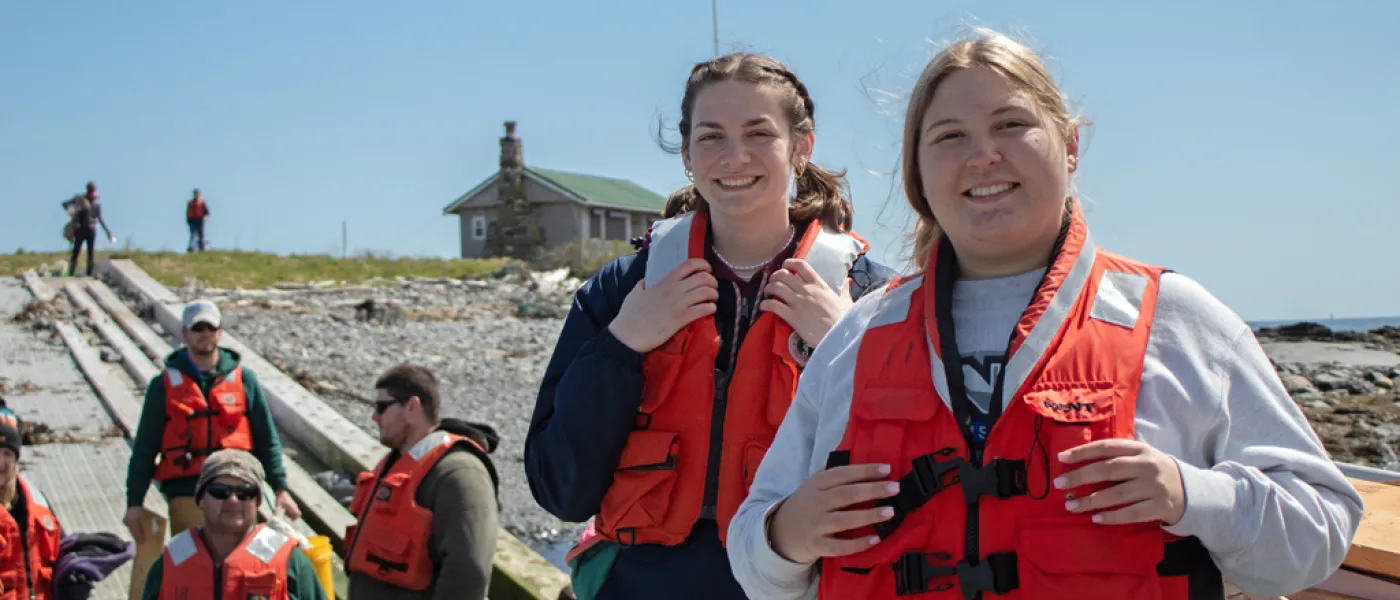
xmin=0 ymin=400 xmax=62 ymax=600
xmin=124 ymin=299 xmax=301 ymax=599
xmin=728 ymin=29 xmax=1367 ymax=600
xmin=345 ymin=363 xmax=501 ymax=600
xmin=186 ymin=189 xmax=210 ymax=253
xmin=524 ymin=52 xmax=893 ymax=600
xmin=141 ymin=449 xmax=326 ymax=600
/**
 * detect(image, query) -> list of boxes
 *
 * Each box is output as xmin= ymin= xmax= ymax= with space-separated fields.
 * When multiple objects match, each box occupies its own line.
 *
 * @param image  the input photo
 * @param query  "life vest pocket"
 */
xmin=237 ymin=568 xmax=281 ymax=599
xmin=600 ymin=431 xmax=680 ymax=530
xmin=1014 ymin=516 xmax=1164 ymax=600
xmin=370 ymin=473 xmax=412 ymax=513
xmin=741 ymin=441 xmax=768 ymax=491
xmin=639 ymin=328 xmax=694 ymax=414
xmin=848 ymin=386 xmax=938 ymax=468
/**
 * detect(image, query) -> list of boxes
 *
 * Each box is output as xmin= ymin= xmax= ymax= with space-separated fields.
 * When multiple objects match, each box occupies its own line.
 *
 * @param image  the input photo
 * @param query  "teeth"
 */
xmin=719 ymin=177 xmax=758 ymax=188
xmin=967 ymin=183 xmax=1015 ymax=197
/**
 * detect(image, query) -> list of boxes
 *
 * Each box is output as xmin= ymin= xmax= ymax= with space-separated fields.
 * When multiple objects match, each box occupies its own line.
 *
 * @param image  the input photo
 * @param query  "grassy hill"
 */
xmin=1 ymin=250 xmax=514 ymax=290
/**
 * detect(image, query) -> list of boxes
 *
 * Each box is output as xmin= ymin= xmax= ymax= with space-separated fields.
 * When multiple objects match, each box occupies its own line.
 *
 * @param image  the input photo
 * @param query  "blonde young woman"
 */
xmin=727 ymin=30 xmax=1363 ymax=600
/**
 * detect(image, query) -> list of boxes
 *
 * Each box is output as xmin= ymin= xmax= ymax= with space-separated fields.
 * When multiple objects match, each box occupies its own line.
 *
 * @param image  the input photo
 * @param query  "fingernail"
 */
xmin=880 ymin=507 xmax=894 ymax=518
xmin=877 ymin=464 xmax=891 ymax=475
xmin=867 ymin=536 xmax=880 ymax=546
xmin=1064 ymin=499 xmax=1079 ymax=511
xmin=1053 ymin=476 xmax=1068 ymax=489
xmin=885 ymin=482 xmax=899 ymax=494
xmin=1058 ymin=450 xmax=1070 ymax=462
xmin=1092 ymin=514 xmax=1104 ymax=524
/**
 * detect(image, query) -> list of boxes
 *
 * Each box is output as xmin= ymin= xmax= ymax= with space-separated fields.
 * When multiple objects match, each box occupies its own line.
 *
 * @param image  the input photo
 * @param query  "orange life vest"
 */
xmin=0 ymin=477 xmax=62 ymax=600
xmin=590 ymin=210 xmax=869 ymax=549
xmin=155 ymin=364 xmax=254 ymax=481
xmin=345 ymin=431 xmax=492 ymax=590
xmin=160 ymin=524 xmax=298 ymax=600
xmin=187 ymin=199 xmax=207 ymax=220
xmin=817 ymin=205 xmax=1223 ymax=599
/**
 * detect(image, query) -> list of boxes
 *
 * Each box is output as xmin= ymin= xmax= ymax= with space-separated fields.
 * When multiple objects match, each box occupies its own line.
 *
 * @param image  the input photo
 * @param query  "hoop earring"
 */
xmin=685 ymin=168 xmax=693 ymax=182
xmin=794 ymin=163 xmax=806 ymax=179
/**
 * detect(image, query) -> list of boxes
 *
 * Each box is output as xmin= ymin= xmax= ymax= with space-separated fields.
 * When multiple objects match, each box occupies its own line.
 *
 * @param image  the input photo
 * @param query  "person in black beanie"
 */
xmin=0 ymin=398 xmax=65 ymax=599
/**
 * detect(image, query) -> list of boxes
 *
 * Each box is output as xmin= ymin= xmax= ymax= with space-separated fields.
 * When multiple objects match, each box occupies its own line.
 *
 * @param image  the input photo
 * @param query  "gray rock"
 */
xmin=1368 ymin=372 xmax=1394 ymax=389
xmin=1281 ymin=374 xmax=1317 ymax=395
xmin=1311 ymin=372 xmax=1350 ymax=392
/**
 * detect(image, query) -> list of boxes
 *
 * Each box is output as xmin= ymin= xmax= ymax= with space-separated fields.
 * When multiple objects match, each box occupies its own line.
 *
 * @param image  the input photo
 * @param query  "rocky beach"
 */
xmin=37 ymin=269 xmax=1399 ymax=563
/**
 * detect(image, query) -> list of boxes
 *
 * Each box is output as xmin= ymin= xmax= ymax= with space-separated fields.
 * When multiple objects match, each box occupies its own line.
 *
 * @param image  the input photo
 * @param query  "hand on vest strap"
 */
xmin=892 ymin=551 xmax=1018 ymax=599
xmin=874 ymin=451 xmax=1027 ymax=539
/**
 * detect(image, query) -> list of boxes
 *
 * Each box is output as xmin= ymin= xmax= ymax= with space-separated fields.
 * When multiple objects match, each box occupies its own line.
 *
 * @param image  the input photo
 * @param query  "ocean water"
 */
xmin=1248 ymin=316 xmax=1400 ymax=333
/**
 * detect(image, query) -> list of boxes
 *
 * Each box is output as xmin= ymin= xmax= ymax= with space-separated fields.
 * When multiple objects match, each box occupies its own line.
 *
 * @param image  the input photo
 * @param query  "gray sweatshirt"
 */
xmin=726 ymin=270 xmax=1364 ymax=598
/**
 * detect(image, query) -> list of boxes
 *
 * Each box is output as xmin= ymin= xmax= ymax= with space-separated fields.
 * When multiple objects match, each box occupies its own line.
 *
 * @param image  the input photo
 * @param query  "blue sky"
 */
xmin=2 ymin=1 xmax=1396 ymax=321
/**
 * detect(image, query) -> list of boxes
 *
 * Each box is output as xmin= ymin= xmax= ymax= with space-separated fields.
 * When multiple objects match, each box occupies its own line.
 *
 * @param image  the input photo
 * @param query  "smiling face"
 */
xmin=683 ymin=80 xmax=809 ymax=223
xmin=917 ymin=67 xmax=1075 ymax=276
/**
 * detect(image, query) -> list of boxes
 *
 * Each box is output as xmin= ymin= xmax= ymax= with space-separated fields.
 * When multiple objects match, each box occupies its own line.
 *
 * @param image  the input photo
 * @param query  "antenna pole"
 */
xmin=712 ymin=0 xmax=719 ymax=57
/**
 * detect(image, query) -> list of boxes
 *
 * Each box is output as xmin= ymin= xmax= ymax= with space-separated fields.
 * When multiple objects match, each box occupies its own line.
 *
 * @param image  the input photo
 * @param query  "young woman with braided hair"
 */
xmin=525 ymin=53 xmax=891 ymax=600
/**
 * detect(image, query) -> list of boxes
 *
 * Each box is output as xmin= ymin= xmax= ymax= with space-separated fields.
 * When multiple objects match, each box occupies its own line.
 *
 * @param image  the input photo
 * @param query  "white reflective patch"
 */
xmin=168 ymin=530 xmax=197 ymax=566
xmin=1090 ymin=270 xmax=1148 ymax=330
xmin=409 ymin=430 xmax=452 ymax=461
xmin=868 ymin=276 xmax=922 ymax=329
xmin=245 ymin=527 xmax=289 ymax=564
xmin=1001 ymin=238 xmax=1099 ymax=408
xmin=804 ymin=228 xmax=864 ymax=293
xmin=166 ymin=368 xmax=184 ymax=387
xmin=644 ymin=213 xmax=695 ymax=289
xmin=23 ymin=478 xmax=49 ymax=508
xmin=926 ymin=334 xmax=952 ymax=412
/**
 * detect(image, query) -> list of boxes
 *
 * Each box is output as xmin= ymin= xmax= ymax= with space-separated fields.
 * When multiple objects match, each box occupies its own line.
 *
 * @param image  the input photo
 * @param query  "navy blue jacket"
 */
xmin=526 ymin=245 xmax=893 ymax=600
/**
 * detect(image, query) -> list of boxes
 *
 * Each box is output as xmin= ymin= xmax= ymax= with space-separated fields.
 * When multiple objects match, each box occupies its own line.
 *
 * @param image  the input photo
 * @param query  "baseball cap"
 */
xmin=181 ymin=300 xmax=222 ymax=330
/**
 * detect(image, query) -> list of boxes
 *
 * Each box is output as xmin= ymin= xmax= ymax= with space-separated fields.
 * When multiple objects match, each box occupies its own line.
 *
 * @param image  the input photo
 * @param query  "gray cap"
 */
xmin=182 ymin=300 xmax=222 ymax=329
xmin=195 ymin=449 xmax=265 ymax=502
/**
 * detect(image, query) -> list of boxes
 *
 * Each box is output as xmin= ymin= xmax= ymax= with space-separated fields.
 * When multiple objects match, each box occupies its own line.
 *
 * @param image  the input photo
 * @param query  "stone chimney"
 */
xmin=485 ymin=120 xmax=543 ymax=260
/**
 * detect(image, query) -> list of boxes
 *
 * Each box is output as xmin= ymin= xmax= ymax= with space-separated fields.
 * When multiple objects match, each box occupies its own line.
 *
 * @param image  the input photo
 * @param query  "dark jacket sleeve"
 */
xmin=523 ymin=251 xmax=650 ymax=523
xmin=243 ymin=369 xmax=290 ymax=492
xmin=286 ymin=547 xmax=328 ymax=600
xmin=426 ymin=451 xmax=498 ymax=600
xmin=140 ymin=555 xmax=162 ymax=600
xmin=127 ymin=376 xmax=168 ymax=507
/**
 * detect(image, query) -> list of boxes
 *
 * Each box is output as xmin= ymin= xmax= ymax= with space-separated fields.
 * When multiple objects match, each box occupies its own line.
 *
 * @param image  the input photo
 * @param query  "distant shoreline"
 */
xmin=1249 ymin=316 xmax=1400 ymax=334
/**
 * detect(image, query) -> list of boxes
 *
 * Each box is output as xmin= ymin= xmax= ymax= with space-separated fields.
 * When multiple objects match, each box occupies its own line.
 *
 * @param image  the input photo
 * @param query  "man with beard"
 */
xmin=343 ymin=363 xmax=501 ymax=600
xmin=124 ymin=300 xmax=301 ymax=598
xmin=141 ymin=449 xmax=325 ymax=600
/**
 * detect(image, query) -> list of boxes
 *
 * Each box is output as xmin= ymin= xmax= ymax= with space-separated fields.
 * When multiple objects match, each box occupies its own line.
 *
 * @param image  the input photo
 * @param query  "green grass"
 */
xmin=1 ymin=250 xmax=517 ymax=290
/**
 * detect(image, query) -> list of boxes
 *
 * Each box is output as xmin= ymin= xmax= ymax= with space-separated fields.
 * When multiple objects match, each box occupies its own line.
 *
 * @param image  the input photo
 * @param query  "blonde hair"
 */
xmin=902 ymin=29 xmax=1082 ymax=269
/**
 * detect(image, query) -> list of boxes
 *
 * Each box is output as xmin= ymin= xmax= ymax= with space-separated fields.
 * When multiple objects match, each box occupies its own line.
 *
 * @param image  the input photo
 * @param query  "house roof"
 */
xmin=442 ymin=167 xmax=668 ymax=214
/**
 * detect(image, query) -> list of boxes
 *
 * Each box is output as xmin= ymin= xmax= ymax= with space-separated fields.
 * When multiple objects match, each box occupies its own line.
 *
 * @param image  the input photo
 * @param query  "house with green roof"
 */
xmin=442 ymin=122 xmax=668 ymax=258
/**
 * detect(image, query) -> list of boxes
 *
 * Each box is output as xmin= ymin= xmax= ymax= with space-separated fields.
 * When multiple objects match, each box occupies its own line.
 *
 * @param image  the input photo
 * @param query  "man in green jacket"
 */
xmin=124 ymin=299 xmax=301 ymax=598
xmin=141 ymin=449 xmax=325 ymax=600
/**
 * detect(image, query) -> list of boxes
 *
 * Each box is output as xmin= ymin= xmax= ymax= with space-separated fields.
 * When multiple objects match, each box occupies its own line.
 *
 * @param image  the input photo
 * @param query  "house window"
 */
xmin=472 ymin=216 xmax=487 ymax=240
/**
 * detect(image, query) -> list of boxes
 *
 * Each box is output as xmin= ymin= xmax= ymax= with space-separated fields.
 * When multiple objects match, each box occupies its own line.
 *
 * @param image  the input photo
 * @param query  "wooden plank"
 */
xmin=1344 ymin=478 xmax=1400 ymax=580
xmin=64 ymin=282 xmax=160 ymax=388
xmin=51 ymin=320 xmax=168 ymax=520
xmin=21 ymin=271 xmax=56 ymax=302
xmin=86 ymin=279 xmax=173 ymax=361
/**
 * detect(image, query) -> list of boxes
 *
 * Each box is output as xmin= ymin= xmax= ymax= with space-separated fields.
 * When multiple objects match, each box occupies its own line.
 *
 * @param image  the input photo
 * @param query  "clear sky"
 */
xmin=2 ymin=1 xmax=1396 ymax=321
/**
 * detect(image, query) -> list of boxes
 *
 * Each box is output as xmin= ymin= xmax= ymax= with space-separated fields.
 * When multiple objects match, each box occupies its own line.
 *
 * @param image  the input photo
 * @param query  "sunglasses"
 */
xmin=205 ymin=482 xmax=260 ymax=502
xmin=190 ymin=323 xmax=219 ymax=333
xmin=373 ymin=397 xmax=408 ymax=415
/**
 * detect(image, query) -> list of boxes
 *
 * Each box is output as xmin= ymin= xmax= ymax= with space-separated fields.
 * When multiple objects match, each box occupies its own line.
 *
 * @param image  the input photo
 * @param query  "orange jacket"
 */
xmin=156 ymin=366 xmax=254 ymax=481
xmin=345 ymin=431 xmax=492 ymax=590
xmin=0 ymin=477 xmax=62 ymax=600
xmin=591 ymin=210 xmax=868 ymax=549
xmin=186 ymin=199 xmax=208 ymax=220
xmin=160 ymin=524 xmax=297 ymax=600
xmin=817 ymin=207 xmax=1223 ymax=599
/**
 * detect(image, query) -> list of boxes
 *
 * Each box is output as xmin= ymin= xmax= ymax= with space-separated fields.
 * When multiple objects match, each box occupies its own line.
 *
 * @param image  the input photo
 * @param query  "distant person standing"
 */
xmin=62 ymin=181 xmax=115 ymax=276
xmin=186 ymin=189 xmax=209 ymax=252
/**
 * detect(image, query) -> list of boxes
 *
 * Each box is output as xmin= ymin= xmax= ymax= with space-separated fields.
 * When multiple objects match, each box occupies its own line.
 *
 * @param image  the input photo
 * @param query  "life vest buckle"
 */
xmin=874 ymin=450 xmax=963 ymax=538
xmin=891 ymin=551 xmax=1019 ymax=599
xmin=957 ymin=458 xmax=1028 ymax=504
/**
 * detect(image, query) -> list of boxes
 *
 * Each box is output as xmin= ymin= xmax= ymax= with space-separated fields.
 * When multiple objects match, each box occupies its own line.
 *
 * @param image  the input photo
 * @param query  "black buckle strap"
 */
xmin=366 ymin=553 xmax=409 ymax=574
xmin=893 ymin=551 xmax=1019 ymax=599
xmin=875 ymin=452 xmax=1027 ymax=539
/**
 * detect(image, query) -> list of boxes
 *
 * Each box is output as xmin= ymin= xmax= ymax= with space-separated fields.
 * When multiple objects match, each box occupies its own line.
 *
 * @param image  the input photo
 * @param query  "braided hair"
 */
xmin=659 ymin=53 xmax=853 ymax=231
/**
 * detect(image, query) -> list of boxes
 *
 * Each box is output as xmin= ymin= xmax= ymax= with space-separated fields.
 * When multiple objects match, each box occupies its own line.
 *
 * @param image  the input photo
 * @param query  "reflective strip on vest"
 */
xmin=23 ymin=477 xmax=50 ymax=509
xmin=643 ymin=211 xmax=864 ymax=292
xmin=167 ymin=530 xmax=197 ymax=567
xmin=408 ymin=430 xmax=452 ymax=461
xmin=245 ymin=527 xmax=290 ymax=564
xmin=166 ymin=368 xmax=184 ymax=388
xmin=1090 ymin=270 xmax=1150 ymax=329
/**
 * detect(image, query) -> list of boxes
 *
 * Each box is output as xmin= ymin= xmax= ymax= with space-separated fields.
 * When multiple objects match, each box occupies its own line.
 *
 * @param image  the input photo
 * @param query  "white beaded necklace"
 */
xmin=713 ymin=224 xmax=796 ymax=273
